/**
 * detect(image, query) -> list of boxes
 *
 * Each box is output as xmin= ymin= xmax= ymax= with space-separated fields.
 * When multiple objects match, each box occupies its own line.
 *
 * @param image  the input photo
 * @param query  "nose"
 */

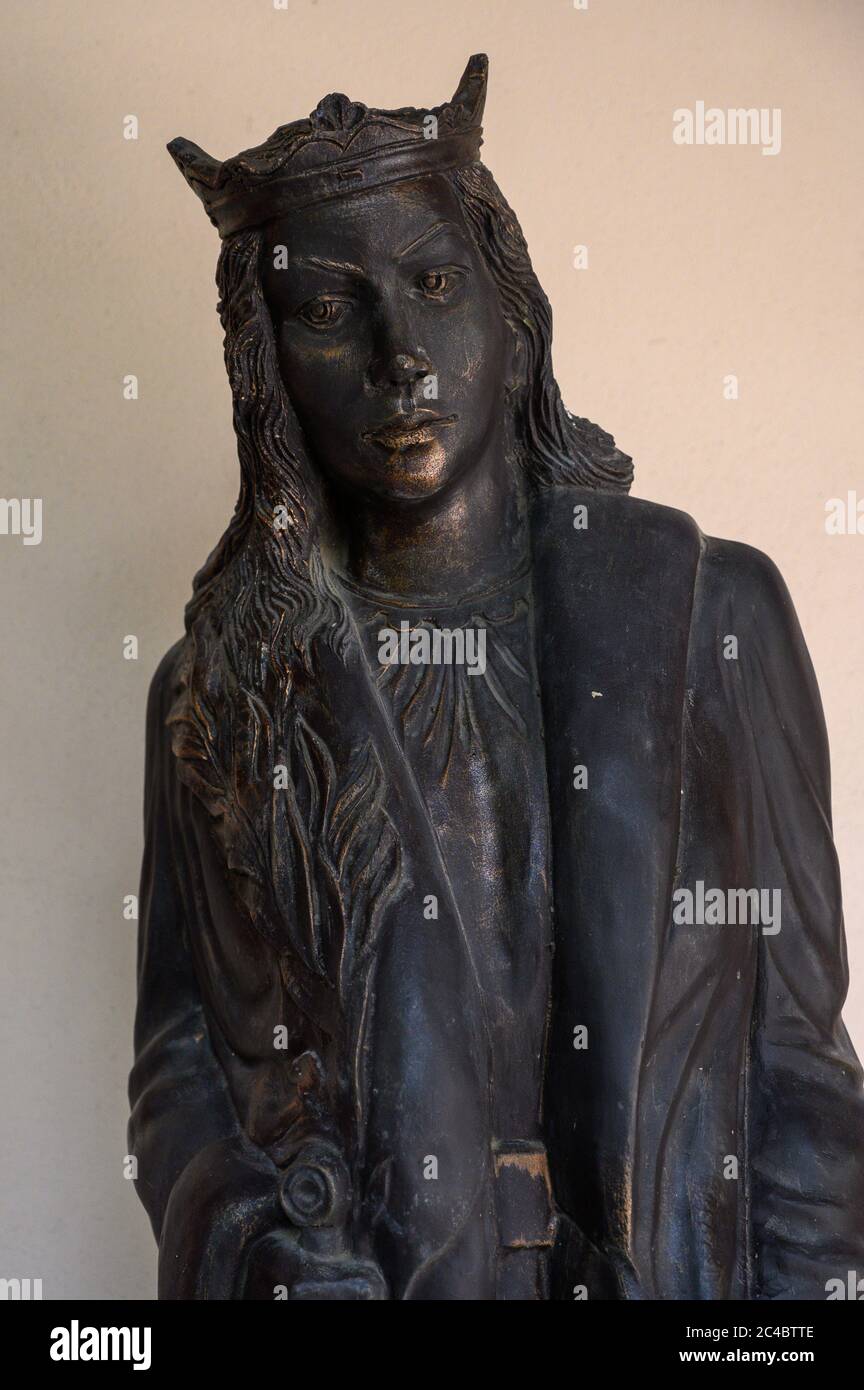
xmin=392 ymin=351 xmax=428 ymax=380
xmin=368 ymin=323 xmax=432 ymax=391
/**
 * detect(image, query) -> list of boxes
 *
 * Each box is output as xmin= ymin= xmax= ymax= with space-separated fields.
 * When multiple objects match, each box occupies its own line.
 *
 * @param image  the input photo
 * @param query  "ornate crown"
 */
xmin=168 ymin=54 xmax=488 ymax=238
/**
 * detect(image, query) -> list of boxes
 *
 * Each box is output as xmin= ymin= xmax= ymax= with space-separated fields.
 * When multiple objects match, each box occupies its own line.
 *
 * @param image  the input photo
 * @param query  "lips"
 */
xmin=362 ymin=412 xmax=457 ymax=450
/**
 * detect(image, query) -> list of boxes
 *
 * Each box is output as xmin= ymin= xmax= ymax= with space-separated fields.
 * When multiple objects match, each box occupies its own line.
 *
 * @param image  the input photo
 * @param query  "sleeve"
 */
xmin=728 ymin=545 xmax=864 ymax=1299
xmin=127 ymin=645 xmax=280 ymax=1297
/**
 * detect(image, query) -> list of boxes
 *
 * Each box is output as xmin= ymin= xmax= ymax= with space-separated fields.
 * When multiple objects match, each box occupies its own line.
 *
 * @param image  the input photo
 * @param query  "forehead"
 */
xmin=262 ymin=174 xmax=474 ymax=266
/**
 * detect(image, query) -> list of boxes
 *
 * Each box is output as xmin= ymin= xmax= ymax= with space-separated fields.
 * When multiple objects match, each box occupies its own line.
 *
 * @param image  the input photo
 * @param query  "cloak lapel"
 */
xmin=530 ymin=485 xmax=702 ymax=1284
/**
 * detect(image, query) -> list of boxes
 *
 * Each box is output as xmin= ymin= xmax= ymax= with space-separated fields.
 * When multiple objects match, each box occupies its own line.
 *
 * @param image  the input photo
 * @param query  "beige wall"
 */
xmin=1 ymin=0 xmax=861 ymax=1298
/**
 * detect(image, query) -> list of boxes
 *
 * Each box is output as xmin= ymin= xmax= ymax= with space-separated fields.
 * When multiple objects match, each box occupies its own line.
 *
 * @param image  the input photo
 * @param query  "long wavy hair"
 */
xmin=168 ymin=161 xmax=632 ymax=940
xmin=184 ymin=160 xmax=630 ymax=649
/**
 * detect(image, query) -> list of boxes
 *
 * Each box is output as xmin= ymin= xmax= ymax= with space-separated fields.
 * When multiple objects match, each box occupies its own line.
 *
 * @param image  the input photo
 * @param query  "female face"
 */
xmin=261 ymin=174 xmax=511 ymax=505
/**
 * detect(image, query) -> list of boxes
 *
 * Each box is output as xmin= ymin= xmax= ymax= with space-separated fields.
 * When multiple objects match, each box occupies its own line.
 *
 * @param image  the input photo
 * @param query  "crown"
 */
xmin=168 ymin=54 xmax=488 ymax=238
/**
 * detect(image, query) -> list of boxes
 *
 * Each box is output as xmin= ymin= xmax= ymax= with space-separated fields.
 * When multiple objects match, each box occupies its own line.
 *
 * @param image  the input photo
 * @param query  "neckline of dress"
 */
xmin=333 ymin=554 xmax=531 ymax=612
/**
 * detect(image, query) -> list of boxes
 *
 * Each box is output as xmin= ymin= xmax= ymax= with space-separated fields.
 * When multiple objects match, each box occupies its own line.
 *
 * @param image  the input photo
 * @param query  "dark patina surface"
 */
xmin=130 ymin=56 xmax=864 ymax=1299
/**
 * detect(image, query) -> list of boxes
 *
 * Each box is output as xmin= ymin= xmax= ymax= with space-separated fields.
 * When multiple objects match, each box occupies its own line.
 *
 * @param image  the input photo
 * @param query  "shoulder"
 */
xmin=533 ymin=483 xmax=700 ymax=542
xmin=696 ymin=536 xmax=801 ymax=650
xmin=691 ymin=536 xmax=826 ymax=754
xmin=530 ymin=485 xmax=703 ymax=594
xmin=530 ymin=484 xmax=803 ymax=618
xmin=578 ymin=487 xmax=702 ymax=547
xmin=700 ymin=535 xmax=789 ymax=603
xmin=530 ymin=484 xmax=813 ymax=674
xmin=556 ymin=485 xmax=798 ymax=617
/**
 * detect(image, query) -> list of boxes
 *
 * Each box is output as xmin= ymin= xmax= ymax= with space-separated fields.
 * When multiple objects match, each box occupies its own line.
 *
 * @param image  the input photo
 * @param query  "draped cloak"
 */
xmin=129 ymin=484 xmax=864 ymax=1300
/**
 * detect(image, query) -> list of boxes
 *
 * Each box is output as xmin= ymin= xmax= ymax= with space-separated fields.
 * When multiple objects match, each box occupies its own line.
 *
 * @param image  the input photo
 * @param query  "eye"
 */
xmin=296 ymin=296 xmax=351 ymax=329
xmin=415 ymin=267 xmax=466 ymax=301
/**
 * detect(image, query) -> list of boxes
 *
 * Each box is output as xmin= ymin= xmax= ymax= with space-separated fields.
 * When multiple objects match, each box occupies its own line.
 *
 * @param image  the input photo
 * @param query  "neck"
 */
xmin=338 ymin=444 xmax=525 ymax=603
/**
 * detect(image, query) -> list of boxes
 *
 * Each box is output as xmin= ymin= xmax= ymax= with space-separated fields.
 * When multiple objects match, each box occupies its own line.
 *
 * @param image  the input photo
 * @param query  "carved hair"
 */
xmin=183 ymin=161 xmax=632 ymax=654
xmin=169 ymin=165 xmax=632 ymax=940
xmin=449 ymin=161 xmax=632 ymax=493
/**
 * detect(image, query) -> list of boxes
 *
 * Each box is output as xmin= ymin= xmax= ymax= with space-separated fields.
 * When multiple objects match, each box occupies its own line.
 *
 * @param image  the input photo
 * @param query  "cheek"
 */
xmin=277 ymin=337 xmax=361 ymax=431
xmin=433 ymin=322 xmax=507 ymax=436
xmin=431 ymin=300 xmax=507 ymax=396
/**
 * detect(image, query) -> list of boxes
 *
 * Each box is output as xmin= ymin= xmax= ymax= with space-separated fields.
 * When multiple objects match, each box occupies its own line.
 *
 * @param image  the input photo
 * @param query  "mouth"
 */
xmin=362 ymin=412 xmax=458 ymax=451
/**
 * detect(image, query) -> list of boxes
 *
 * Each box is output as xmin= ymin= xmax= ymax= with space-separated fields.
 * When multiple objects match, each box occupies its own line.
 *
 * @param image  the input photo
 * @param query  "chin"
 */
xmin=345 ymin=441 xmax=459 ymax=505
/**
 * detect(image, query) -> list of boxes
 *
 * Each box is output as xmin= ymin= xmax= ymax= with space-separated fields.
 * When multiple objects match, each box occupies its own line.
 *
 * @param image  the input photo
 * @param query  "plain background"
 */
xmin=1 ymin=0 xmax=861 ymax=1299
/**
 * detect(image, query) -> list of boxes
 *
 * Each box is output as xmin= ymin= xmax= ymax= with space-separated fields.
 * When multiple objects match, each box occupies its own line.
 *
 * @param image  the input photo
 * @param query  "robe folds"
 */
xmin=129 ymin=484 xmax=864 ymax=1300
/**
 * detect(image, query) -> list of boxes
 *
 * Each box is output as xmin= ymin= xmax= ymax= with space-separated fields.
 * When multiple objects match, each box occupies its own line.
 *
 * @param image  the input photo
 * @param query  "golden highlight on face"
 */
xmin=261 ymin=175 xmax=511 ymax=505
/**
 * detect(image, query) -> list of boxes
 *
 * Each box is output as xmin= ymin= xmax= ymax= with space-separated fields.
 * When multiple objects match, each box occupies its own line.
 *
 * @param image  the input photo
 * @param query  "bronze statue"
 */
xmin=129 ymin=55 xmax=864 ymax=1299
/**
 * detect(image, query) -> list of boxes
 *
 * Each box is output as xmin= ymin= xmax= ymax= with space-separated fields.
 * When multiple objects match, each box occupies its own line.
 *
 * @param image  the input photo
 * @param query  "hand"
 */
xmin=242 ymin=1228 xmax=388 ymax=1300
xmin=242 ymin=1138 xmax=388 ymax=1300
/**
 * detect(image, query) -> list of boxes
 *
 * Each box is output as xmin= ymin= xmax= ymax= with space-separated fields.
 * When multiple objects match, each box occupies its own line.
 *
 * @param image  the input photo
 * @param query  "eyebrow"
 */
xmin=295 ymin=254 xmax=365 ymax=277
xmin=291 ymin=223 xmax=467 ymax=278
xmin=396 ymin=221 xmax=466 ymax=260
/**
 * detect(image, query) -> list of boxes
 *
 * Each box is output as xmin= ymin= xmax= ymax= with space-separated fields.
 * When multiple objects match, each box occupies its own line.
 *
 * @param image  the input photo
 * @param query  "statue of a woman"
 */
xmin=129 ymin=56 xmax=864 ymax=1300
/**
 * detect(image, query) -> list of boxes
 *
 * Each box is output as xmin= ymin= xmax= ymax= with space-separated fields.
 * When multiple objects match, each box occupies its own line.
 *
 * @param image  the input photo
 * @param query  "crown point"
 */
xmin=311 ymin=93 xmax=369 ymax=132
xmin=449 ymin=54 xmax=488 ymax=127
